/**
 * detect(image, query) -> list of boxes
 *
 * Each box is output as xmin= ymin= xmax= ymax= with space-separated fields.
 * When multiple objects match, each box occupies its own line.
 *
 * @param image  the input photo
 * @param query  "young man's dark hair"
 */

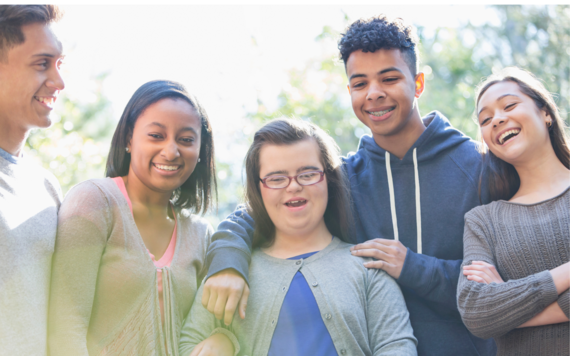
xmin=0 ymin=5 xmax=62 ymax=60
xmin=338 ymin=15 xmax=419 ymax=77
xmin=0 ymin=5 xmax=64 ymax=355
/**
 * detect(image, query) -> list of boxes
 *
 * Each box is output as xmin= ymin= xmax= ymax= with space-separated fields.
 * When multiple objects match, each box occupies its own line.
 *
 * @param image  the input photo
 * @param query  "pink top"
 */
xmin=112 ymin=177 xmax=177 ymax=322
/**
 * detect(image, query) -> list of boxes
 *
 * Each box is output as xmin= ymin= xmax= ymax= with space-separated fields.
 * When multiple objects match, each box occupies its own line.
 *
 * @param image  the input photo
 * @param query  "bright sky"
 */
xmin=53 ymin=5 xmax=498 ymax=163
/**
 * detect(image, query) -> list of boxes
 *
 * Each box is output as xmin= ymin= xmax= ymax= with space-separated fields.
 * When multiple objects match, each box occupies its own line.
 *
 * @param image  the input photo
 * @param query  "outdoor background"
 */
xmin=25 ymin=5 xmax=570 ymax=227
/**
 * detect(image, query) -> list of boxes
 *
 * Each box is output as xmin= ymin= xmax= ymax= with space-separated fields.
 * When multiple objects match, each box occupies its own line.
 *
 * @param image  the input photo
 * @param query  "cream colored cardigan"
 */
xmin=48 ymin=178 xmax=213 ymax=356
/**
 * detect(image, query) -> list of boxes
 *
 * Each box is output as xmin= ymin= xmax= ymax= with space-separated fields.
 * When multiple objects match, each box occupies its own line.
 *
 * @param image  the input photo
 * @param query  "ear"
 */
xmin=126 ymin=131 xmax=133 ymax=152
xmin=414 ymin=72 xmax=425 ymax=98
xmin=347 ymin=84 xmax=351 ymax=95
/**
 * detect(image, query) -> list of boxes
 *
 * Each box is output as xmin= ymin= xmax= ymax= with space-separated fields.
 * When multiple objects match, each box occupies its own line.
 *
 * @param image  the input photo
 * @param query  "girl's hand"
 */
xmin=463 ymin=261 xmax=504 ymax=284
xmin=189 ymin=333 xmax=234 ymax=356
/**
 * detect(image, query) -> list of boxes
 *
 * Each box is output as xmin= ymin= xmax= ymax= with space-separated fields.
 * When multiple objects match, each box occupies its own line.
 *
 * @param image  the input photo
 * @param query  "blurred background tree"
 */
xmin=27 ymin=5 xmax=570 ymax=226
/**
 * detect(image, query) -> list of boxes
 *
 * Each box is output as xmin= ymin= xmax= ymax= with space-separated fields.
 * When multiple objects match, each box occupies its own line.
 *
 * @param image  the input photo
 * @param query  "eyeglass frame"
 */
xmin=259 ymin=170 xmax=325 ymax=189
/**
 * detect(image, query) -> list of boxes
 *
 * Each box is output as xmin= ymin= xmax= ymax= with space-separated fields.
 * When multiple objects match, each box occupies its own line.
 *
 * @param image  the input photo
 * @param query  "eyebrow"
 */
xmin=32 ymin=53 xmax=65 ymax=59
xmin=348 ymin=67 xmax=403 ymax=81
xmin=477 ymin=94 xmax=520 ymax=115
xmin=146 ymin=122 xmax=198 ymax=134
xmin=263 ymin=165 xmax=321 ymax=177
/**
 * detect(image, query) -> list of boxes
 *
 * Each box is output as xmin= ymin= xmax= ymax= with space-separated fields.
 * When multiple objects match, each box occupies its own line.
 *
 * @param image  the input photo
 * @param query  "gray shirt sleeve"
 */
xmin=48 ymin=182 xmax=111 ymax=356
xmin=457 ymin=215 xmax=560 ymax=339
xmin=179 ymin=284 xmax=240 ymax=356
xmin=367 ymin=269 xmax=417 ymax=356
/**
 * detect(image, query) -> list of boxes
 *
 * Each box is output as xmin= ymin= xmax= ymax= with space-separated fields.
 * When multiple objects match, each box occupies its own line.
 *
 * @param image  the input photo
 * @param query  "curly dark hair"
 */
xmin=338 ymin=15 xmax=419 ymax=77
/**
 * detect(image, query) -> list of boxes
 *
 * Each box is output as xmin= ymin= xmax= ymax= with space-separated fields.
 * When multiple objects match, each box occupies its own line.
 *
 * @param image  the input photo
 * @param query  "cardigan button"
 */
xmin=324 ymin=313 xmax=332 ymax=320
xmin=340 ymin=349 xmax=346 ymax=354
xmin=295 ymin=260 xmax=302 ymax=265
xmin=311 ymin=282 xmax=318 ymax=287
xmin=281 ymin=286 xmax=286 ymax=292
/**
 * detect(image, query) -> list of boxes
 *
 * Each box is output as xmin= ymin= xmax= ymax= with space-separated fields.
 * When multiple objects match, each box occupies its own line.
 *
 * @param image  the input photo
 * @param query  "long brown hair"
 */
xmin=244 ymin=119 xmax=353 ymax=248
xmin=475 ymin=67 xmax=570 ymax=201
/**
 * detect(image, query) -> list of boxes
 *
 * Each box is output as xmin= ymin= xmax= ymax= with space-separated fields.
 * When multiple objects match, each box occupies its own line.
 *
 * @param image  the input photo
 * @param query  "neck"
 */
xmin=373 ymin=105 xmax=425 ymax=159
xmin=0 ymin=119 xmax=29 ymax=156
xmin=511 ymin=144 xmax=570 ymax=201
xmin=264 ymin=219 xmax=332 ymax=259
xmin=123 ymin=172 xmax=173 ymax=219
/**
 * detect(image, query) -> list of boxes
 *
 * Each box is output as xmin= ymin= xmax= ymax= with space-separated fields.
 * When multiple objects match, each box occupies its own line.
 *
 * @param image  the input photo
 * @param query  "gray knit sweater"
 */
xmin=0 ymin=148 xmax=62 ymax=356
xmin=180 ymin=237 xmax=418 ymax=356
xmin=457 ymin=187 xmax=570 ymax=356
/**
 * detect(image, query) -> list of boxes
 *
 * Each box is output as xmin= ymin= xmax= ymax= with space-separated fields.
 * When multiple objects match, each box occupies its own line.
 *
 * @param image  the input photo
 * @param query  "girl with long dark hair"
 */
xmin=179 ymin=118 xmax=417 ymax=356
xmin=457 ymin=67 xmax=570 ymax=356
xmin=48 ymin=80 xmax=232 ymax=355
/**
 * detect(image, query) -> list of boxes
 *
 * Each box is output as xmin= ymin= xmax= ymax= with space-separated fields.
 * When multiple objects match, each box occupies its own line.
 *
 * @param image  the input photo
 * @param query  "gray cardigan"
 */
xmin=457 ymin=187 xmax=569 ymax=356
xmin=180 ymin=237 xmax=417 ymax=356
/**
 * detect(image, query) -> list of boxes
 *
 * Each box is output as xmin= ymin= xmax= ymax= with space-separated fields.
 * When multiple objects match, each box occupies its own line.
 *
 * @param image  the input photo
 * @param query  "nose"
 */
xmin=160 ymin=139 xmax=180 ymax=161
xmin=286 ymin=177 xmax=303 ymax=193
xmin=492 ymin=113 xmax=507 ymax=128
xmin=46 ymin=65 xmax=65 ymax=91
xmin=366 ymin=80 xmax=385 ymax=101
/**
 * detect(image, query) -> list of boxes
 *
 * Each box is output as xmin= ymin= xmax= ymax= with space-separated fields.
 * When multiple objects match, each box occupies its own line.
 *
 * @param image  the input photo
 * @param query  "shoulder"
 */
xmin=464 ymin=201 xmax=500 ymax=225
xmin=176 ymin=211 xmax=215 ymax=247
xmin=342 ymin=135 xmax=378 ymax=174
xmin=59 ymin=179 xmax=115 ymax=218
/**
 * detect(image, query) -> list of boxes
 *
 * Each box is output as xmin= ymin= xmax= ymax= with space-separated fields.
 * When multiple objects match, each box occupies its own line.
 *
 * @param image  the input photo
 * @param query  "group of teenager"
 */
xmin=0 ymin=5 xmax=568 ymax=356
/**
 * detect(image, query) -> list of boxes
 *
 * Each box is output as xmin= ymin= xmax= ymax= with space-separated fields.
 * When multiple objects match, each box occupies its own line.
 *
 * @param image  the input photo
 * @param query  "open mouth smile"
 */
xmin=34 ymin=96 xmax=56 ymax=109
xmin=497 ymin=129 xmax=521 ymax=145
xmin=285 ymin=199 xmax=307 ymax=208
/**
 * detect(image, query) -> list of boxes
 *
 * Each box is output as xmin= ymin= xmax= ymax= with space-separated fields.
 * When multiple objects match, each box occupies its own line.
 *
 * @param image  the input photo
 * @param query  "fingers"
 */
xmin=213 ymin=290 xmax=229 ymax=321
xmin=363 ymin=260 xmax=395 ymax=273
xmin=463 ymin=267 xmax=494 ymax=284
xmin=466 ymin=274 xmax=487 ymax=284
xmin=471 ymin=261 xmax=502 ymax=281
xmin=239 ymin=284 xmax=250 ymax=320
xmin=351 ymin=238 xmax=395 ymax=251
xmin=224 ymin=292 xmax=240 ymax=326
xmin=202 ymin=282 xmax=212 ymax=309
xmin=351 ymin=247 xmax=392 ymax=261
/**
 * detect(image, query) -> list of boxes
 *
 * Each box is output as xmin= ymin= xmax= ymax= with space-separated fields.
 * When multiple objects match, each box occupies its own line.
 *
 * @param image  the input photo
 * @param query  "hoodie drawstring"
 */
xmin=385 ymin=148 xmax=422 ymax=254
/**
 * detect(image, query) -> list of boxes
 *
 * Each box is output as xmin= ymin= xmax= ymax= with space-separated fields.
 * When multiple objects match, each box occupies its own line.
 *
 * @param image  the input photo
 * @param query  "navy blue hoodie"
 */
xmin=343 ymin=111 xmax=495 ymax=355
xmin=205 ymin=111 xmax=496 ymax=356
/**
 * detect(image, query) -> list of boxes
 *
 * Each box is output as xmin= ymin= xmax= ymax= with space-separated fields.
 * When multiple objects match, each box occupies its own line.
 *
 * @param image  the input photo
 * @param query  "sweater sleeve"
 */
xmin=457 ymin=215 xmax=559 ymax=339
xmin=48 ymin=182 xmax=111 ymax=356
xmin=367 ymin=270 xmax=417 ymax=356
xmin=205 ymin=206 xmax=255 ymax=283
xmin=397 ymin=249 xmax=463 ymax=310
xmin=179 ymin=284 xmax=240 ymax=356
xmin=558 ymin=289 xmax=570 ymax=319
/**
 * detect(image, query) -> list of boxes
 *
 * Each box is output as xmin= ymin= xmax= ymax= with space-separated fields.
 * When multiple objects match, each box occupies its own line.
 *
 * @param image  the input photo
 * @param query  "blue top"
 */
xmin=205 ymin=112 xmax=496 ymax=356
xmin=0 ymin=147 xmax=20 ymax=164
xmin=268 ymin=251 xmax=338 ymax=356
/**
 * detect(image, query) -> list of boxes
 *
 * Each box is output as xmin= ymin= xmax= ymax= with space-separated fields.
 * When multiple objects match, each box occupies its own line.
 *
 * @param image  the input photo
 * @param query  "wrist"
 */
xmin=550 ymin=262 xmax=570 ymax=294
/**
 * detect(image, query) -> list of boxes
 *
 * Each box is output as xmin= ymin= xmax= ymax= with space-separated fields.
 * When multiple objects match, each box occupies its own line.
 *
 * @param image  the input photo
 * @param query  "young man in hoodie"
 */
xmin=201 ymin=16 xmax=496 ymax=356
xmin=0 ymin=5 xmax=64 ymax=355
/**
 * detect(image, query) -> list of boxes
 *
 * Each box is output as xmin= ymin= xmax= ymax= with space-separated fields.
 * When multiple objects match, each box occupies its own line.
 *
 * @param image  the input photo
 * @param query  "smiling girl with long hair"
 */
xmin=457 ymin=67 xmax=570 ymax=356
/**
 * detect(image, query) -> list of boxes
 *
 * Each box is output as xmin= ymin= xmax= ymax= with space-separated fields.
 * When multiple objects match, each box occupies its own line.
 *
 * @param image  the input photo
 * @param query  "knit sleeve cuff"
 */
xmin=535 ymin=270 xmax=560 ymax=307
xmin=210 ymin=327 xmax=240 ymax=356
xmin=557 ymin=289 xmax=570 ymax=319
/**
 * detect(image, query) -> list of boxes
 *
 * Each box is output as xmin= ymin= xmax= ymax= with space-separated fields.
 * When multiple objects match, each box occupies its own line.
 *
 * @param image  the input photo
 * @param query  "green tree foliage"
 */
xmin=25 ymin=76 xmax=115 ymax=194
xmin=251 ymin=5 xmax=569 ymax=149
xmin=420 ymin=5 xmax=569 ymax=139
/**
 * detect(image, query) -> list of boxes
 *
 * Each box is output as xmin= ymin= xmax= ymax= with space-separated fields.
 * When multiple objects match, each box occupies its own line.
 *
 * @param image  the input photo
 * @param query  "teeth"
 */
xmin=499 ymin=129 xmax=521 ymax=144
xmin=155 ymin=164 xmax=179 ymax=171
xmin=287 ymin=200 xmax=306 ymax=205
xmin=34 ymin=97 xmax=56 ymax=107
xmin=368 ymin=107 xmax=395 ymax=116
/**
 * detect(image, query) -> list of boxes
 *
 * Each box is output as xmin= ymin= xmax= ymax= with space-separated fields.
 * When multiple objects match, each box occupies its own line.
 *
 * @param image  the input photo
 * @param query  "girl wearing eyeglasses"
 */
xmin=179 ymin=118 xmax=416 ymax=356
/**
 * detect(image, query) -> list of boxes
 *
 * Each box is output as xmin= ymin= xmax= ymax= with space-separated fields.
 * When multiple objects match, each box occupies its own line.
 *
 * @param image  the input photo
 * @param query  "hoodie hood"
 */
xmin=356 ymin=111 xmax=473 ymax=164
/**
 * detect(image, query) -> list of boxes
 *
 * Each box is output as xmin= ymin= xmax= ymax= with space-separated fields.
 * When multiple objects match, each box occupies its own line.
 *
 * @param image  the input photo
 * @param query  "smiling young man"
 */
xmin=0 ymin=5 xmax=64 ymax=355
xmin=200 ymin=15 xmax=496 ymax=356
